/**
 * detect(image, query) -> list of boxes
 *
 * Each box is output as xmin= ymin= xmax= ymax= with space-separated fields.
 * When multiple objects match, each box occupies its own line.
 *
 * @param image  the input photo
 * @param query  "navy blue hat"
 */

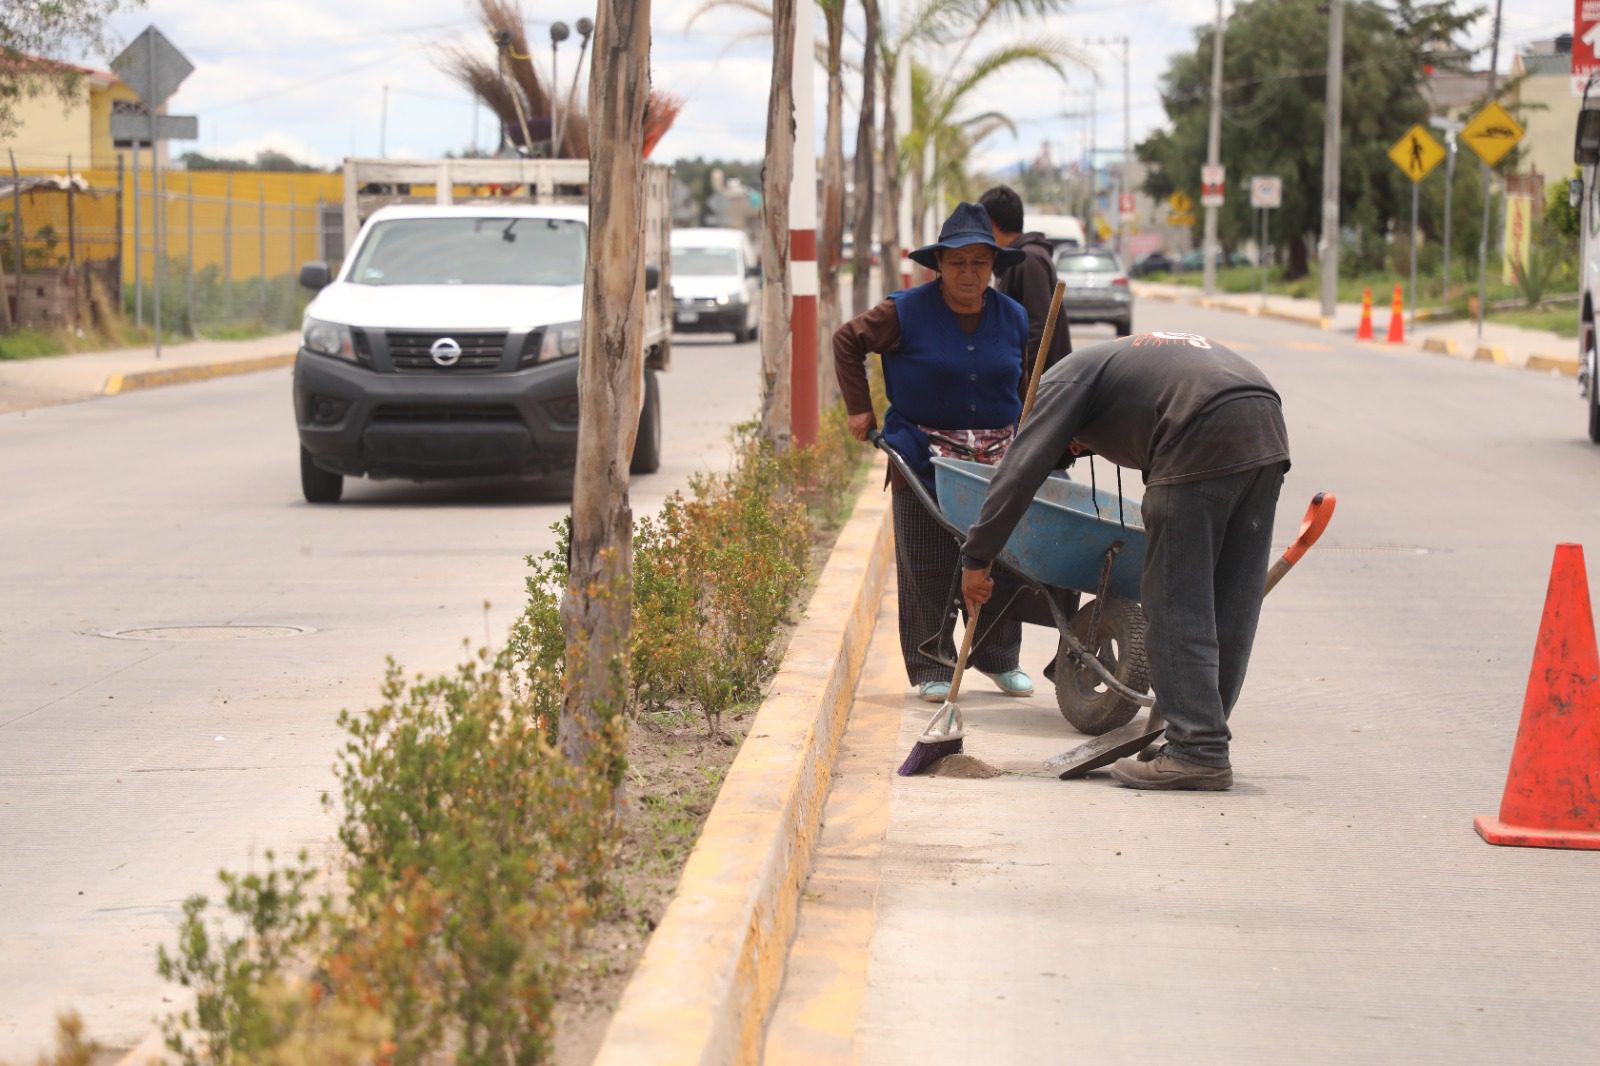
xmin=909 ymin=201 xmax=1025 ymax=272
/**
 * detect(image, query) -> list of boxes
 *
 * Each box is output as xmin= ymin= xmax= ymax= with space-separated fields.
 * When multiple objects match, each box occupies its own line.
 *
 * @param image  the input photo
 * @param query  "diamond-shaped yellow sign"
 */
xmin=1461 ymin=101 xmax=1524 ymax=168
xmin=1168 ymin=190 xmax=1193 ymax=214
xmin=1388 ymin=124 xmax=1446 ymax=183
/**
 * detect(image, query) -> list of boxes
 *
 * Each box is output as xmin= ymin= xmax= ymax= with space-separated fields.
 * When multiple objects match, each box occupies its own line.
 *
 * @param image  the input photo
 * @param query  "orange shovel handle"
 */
xmin=1265 ymin=492 xmax=1337 ymax=595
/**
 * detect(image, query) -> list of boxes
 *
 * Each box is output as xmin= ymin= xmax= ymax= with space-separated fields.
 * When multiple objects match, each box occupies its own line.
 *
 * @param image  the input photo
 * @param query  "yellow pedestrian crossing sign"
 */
xmin=1460 ymin=101 xmax=1524 ymax=168
xmin=1167 ymin=191 xmax=1193 ymax=214
xmin=1388 ymin=124 xmax=1446 ymax=183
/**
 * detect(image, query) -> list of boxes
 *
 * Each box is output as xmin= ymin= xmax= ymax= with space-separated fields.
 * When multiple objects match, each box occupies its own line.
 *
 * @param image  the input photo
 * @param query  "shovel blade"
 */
xmin=1044 ymin=716 xmax=1165 ymax=779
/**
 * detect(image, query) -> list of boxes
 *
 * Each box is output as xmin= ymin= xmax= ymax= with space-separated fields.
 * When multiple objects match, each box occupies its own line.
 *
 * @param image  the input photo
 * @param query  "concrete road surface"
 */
xmin=769 ymin=310 xmax=1600 ymax=1064
xmin=0 ymin=333 xmax=760 ymax=1058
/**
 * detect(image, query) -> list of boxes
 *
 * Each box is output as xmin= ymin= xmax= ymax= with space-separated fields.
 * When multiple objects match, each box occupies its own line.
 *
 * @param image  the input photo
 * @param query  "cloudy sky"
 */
xmin=82 ymin=0 xmax=1575 ymax=174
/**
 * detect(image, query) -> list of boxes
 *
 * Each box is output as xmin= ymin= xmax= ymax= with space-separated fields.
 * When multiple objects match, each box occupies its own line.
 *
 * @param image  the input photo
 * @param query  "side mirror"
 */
xmin=1576 ymin=108 xmax=1600 ymax=165
xmin=645 ymin=264 xmax=661 ymax=292
xmin=1572 ymin=178 xmax=1585 ymax=209
xmin=299 ymin=261 xmax=332 ymax=291
xmin=746 ymin=263 xmax=761 ymax=278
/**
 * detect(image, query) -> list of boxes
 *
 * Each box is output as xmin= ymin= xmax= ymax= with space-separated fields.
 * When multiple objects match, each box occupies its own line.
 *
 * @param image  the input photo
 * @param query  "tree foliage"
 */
xmin=0 ymin=0 xmax=144 ymax=138
xmin=1136 ymin=0 xmax=1480 ymax=278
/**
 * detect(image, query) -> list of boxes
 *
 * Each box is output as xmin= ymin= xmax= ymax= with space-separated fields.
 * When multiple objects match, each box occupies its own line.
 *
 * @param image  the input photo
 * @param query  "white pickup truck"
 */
xmin=293 ymin=158 xmax=672 ymax=502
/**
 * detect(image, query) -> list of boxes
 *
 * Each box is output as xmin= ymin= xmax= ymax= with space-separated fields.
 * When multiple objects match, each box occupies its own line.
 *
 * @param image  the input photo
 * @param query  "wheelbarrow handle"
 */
xmin=1264 ymin=491 xmax=1337 ymax=595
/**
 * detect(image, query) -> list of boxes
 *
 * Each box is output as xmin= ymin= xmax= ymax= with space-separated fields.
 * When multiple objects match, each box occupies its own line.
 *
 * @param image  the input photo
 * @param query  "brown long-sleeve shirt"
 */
xmin=833 ymin=297 xmax=984 ymax=416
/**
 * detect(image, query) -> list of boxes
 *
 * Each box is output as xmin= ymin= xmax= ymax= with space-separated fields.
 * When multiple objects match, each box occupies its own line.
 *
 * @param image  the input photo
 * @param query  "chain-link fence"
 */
xmin=5 ymin=160 xmax=344 ymax=339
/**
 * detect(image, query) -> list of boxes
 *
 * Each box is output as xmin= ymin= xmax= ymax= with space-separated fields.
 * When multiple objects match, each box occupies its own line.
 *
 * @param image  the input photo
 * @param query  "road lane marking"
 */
xmin=1287 ymin=340 xmax=1332 ymax=352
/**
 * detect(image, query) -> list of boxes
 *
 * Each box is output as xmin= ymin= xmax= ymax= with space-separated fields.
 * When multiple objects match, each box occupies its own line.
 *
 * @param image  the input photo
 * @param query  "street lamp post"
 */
xmin=549 ymin=20 xmax=570 ymax=158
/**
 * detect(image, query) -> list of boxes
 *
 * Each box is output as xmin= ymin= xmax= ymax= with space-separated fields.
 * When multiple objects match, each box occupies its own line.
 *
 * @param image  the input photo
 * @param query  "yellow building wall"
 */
xmin=1516 ymin=75 xmax=1580 ymax=185
xmin=6 ymin=87 xmax=94 ymax=169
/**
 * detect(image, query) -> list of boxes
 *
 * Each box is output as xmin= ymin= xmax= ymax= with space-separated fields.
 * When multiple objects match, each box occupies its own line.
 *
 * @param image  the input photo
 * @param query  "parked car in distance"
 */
xmin=1054 ymin=247 xmax=1133 ymax=336
xmin=670 ymin=227 xmax=761 ymax=343
xmin=1129 ymin=251 xmax=1175 ymax=277
xmin=1175 ymin=248 xmax=1251 ymax=272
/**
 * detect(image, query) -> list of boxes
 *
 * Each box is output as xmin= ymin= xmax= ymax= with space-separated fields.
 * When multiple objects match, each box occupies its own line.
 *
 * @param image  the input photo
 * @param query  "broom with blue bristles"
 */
xmin=895 ymin=280 xmax=1065 ymax=778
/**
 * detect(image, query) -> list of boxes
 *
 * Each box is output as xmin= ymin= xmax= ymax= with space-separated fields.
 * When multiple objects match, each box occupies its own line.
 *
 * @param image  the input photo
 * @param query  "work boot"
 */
xmin=1109 ymin=751 xmax=1232 ymax=791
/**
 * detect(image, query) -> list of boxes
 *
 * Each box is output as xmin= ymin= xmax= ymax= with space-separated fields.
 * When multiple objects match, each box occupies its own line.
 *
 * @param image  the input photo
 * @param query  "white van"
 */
xmin=670 ymin=227 xmax=761 ymax=343
xmin=1028 ymin=211 xmax=1087 ymax=253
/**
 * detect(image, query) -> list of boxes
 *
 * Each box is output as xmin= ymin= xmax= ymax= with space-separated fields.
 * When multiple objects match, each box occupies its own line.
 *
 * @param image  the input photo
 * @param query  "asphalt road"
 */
xmin=0 ymin=332 xmax=762 ymax=1057
xmin=772 ymin=308 xmax=1600 ymax=1064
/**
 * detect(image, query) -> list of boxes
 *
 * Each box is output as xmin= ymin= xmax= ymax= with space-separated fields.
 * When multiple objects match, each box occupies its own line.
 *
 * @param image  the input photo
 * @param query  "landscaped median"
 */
xmin=592 ymin=457 xmax=892 ymax=1065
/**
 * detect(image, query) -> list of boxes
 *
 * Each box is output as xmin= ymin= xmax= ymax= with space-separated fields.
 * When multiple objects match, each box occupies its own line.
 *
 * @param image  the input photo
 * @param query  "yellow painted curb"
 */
xmin=592 ymin=459 xmax=895 ymax=1066
xmin=1258 ymin=307 xmax=1330 ymax=330
xmin=1422 ymin=336 xmax=1462 ymax=357
xmin=1527 ymin=352 xmax=1580 ymax=376
xmin=103 ymin=354 xmax=294 ymax=396
xmin=1473 ymin=345 xmax=1508 ymax=365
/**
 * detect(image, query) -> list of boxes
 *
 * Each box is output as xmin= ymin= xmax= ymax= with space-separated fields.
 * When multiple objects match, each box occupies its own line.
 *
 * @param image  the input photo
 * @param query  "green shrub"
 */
xmin=152 ymin=409 xmax=866 ymax=1064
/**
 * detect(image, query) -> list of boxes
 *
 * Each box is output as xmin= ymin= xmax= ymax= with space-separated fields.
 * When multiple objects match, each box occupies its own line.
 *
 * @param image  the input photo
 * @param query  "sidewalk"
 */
xmin=1136 ymin=280 xmax=1579 ymax=374
xmin=0 ymin=331 xmax=299 ymax=414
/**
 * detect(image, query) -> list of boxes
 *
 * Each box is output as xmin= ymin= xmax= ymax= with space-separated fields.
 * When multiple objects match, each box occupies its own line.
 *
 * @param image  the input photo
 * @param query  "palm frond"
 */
xmin=684 ymin=0 xmax=774 ymax=32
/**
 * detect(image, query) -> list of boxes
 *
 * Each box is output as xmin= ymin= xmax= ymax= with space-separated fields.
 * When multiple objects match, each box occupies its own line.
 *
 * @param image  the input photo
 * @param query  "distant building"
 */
xmin=4 ymin=56 xmax=157 ymax=170
xmin=1511 ymin=35 xmax=1580 ymax=185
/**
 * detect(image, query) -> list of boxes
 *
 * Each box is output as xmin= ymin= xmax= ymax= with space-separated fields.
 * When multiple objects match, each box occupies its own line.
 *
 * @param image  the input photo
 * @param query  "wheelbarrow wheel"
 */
xmin=1056 ymin=596 xmax=1152 ymax=735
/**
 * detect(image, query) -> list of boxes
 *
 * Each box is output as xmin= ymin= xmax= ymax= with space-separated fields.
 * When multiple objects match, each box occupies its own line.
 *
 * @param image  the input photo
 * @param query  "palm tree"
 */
xmin=903 ymin=39 xmax=1076 ymax=235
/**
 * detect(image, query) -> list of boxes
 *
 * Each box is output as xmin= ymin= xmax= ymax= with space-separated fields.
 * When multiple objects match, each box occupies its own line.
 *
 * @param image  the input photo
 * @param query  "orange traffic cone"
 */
xmin=1385 ymin=284 xmax=1404 ymax=344
xmin=1474 ymin=543 xmax=1600 ymax=849
xmin=1356 ymin=287 xmax=1374 ymax=341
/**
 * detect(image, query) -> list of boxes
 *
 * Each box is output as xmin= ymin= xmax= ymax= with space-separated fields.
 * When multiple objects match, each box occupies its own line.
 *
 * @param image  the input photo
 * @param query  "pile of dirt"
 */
xmin=927 ymin=753 xmax=1005 ymax=779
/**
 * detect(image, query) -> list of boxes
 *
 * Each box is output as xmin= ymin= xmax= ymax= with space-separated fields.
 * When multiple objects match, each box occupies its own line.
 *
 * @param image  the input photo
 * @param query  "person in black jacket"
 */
xmin=979 ymin=185 xmax=1072 ymax=394
xmin=960 ymin=332 xmax=1291 ymax=791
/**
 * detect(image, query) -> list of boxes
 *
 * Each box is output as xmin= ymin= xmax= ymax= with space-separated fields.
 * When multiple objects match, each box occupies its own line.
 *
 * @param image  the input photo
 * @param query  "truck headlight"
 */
xmin=303 ymin=317 xmax=355 ymax=360
xmin=716 ymin=294 xmax=732 ymax=306
xmin=538 ymin=321 xmax=582 ymax=362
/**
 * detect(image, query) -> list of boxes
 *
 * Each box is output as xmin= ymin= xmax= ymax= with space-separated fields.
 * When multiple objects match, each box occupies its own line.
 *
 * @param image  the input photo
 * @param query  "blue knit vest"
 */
xmin=880 ymin=280 xmax=1026 ymax=490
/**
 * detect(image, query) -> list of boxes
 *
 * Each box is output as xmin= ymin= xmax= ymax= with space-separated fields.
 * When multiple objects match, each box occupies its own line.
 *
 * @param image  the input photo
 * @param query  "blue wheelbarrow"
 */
xmin=871 ymin=434 xmax=1158 ymax=739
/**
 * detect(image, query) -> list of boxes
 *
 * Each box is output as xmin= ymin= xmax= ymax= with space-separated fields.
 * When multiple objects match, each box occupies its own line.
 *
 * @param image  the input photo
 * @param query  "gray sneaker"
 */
xmin=1109 ymin=752 xmax=1233 ymax=791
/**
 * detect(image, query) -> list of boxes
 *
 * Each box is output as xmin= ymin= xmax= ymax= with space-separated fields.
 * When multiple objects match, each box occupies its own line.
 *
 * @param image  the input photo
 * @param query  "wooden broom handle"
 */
xmin=1021 ymin=279 xmax=1066 ymax=424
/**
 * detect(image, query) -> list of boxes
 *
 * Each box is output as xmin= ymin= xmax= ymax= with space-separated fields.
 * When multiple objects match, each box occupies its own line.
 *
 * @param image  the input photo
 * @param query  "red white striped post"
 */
xmin=790 ymin=0 xmax=819 ymax=447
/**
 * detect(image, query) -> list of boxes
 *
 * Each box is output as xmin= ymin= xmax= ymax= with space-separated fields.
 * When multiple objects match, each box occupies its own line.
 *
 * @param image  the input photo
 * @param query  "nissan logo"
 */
xmin=430 ymin=337 xmax=463 ymax=366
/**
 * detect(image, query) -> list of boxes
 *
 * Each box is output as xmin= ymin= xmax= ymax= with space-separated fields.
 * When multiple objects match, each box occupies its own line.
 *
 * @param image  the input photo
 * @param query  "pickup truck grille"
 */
xmin=386 ymin=330 xmax=507 ymax=371
xmin=371 ymin=404 xmax=523 ymax=424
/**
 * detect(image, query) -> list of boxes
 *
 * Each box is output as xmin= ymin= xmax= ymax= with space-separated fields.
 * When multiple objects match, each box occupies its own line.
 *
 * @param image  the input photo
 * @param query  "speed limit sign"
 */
xmin=1249 ymin=176 xmax=1282 ymax=209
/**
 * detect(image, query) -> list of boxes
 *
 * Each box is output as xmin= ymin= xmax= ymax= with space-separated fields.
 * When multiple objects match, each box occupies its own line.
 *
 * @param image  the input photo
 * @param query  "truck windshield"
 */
xmin=348 ymin=217 xmax=587 ymax=286
xmin=672 ymin=246 xmax=740 ymax=276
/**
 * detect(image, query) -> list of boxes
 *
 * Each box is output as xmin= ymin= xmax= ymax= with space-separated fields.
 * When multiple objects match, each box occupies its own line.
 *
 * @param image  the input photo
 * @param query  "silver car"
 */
xmin=1054 ymin=247 xmax=1133 ymax=337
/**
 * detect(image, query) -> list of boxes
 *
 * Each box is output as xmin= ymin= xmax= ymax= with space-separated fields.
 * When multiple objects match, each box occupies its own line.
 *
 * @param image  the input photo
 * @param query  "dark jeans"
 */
xmin=1139 ymin=462 xmax=1286 ymax=767
xmin=892 ymin=487 xmax=1021 ymax=685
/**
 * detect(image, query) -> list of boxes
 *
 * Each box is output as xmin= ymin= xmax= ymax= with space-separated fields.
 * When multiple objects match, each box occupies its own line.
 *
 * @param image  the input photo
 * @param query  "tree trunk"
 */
xmin=818 ymin=2 xmax=846 ymax=410
xmin=851 ymin=0 xmax=879 ymax=317
xmin=558 ymin=0 xmax=651 ymax=785
xmin=878 ymin=51 xmax=900 ymax=300
xmin=1287 ymin=232 xmax=1309 ymax=280
xmin=759 ymin=0 xmax=797 ymax=446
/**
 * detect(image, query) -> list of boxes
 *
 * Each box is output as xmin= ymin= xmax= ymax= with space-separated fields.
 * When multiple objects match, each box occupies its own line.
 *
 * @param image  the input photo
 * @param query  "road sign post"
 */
xmin=1249 ymin=176 xmax=1282 ymax=309
xmin=1460 ymin=94 xmax=1524 ymax=337
xmin=1388 ymin=124 xmax=1446 ymax=328
xmin=111 ymin=26 xmax=196 ymax=358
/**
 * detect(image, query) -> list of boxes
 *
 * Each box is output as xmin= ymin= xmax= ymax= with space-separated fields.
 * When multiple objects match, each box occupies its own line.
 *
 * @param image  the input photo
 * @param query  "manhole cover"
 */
xmin=100 ymin=625 xmax=315 ymax=641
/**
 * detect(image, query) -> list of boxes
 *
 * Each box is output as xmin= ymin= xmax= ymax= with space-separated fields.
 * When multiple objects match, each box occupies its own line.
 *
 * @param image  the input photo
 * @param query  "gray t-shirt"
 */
xmin=961 ymin=331 xmax=1289 ymax=567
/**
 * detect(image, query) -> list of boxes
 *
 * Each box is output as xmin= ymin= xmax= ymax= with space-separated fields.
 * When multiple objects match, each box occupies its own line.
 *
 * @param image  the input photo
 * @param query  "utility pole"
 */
xmin=1319 ymin=0 xmax=1344 ymax=319
xmin=1203 ymin=0 xmax=1224 ymax=296
xmin=1475 ymin=0 xmax=1504 ymax=340
xmin=1430 ymin=115 xmax=1461 ymax=299
xmin=1122 ymin=36 xmax=1131 ymax=267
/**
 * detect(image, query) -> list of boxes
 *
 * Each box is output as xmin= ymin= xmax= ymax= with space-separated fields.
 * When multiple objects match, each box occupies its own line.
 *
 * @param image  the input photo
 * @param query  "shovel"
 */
xmin=1045 ymin=491 xmax=1337 ymax=779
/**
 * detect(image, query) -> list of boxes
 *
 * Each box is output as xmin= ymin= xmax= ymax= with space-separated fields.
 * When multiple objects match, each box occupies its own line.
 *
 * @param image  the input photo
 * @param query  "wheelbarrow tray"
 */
xmin=932 ymin=456 xmax=1146 ymax=601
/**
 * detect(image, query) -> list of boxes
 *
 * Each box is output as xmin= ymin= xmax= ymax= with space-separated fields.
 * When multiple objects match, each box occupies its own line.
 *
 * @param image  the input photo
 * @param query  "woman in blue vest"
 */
xmin=832 ymin=202 xmax=1034 ymax=702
